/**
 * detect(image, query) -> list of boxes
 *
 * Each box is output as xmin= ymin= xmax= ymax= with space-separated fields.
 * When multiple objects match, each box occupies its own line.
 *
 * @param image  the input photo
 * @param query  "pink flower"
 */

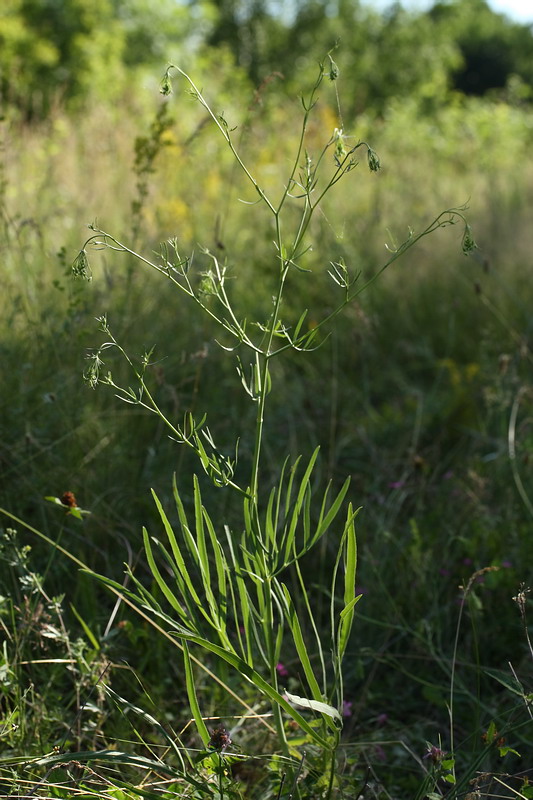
xmin=388 ymin=480 xmax=405 ymax=490
xmin=423 ymin=744 xmax=445 ymax=763
xmin=342 ymin=700 xmax=353 ymax=718
xmin=276 ymin=662 xmax=289 ymax=678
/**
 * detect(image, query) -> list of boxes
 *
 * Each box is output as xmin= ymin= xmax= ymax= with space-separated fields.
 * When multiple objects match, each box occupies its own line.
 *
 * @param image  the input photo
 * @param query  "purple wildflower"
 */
xmin=276 ymin=662 xmax=289 ymax=679
xmin=388 ymin=481 xmax=405 ymax=490
xmin=423 ymin=744 xmax=445 ymax=764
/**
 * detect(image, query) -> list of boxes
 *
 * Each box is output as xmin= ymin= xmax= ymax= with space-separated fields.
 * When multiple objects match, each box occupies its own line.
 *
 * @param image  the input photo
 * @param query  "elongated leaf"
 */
xmin=344 ymin=505 xmax=357 ymax=608
xmin=279 ymin=583 xmax=322 ymax=702
xmin=143 ymin=527 xmax=189 ymax=620
xmin=171 ymin=631 xmax=333 ymax=750
xmin=82 ymin=568 xmax=192 ymax=637
xmin=172 ymin=474 xmax=193 ymax=551
xmin=273 ymin=456 xmax=290 ymax=538
xmin=284 ymin=691 xmax=341 ymax=723
xmin=204 ymin=508 xmax=227 ymax=620
xmin=183 ymin=641 xmax=210 ymax=746
xmin=292 ymin=558 xmax=327 ymax=694
xmin=34 ymin=749 xmax=209 ymax=794
xmin=224 ymin=525 xmax=255 ymax=664
xmin=193 ymin=475 xmax=209 ymax=584
xmin=292 ymin=309 xmax=309 ymax=340
xmin=339 ymin=594 xmax=363 ymax=621
xmin=105 ymin=686 xmax=188 ymax=770
xmin=284 ymin=454 xmax=302 ymax=520
xmin=283 ymin=448 xmax=319 ymax=561
xmin=312 ymin=477 xmax=351 ymax=546
xmin=483 ymin=667 xmax=528 ymax=697
xmin=151 ymin=490 xmax=203 ymax=610
xmin=80 ymin=569 xmax=150 ymax=609
xmin=147 ymin=536 xmax=198 ymax=624
xmin=337 ymin=505 xmax=360 ymax=661
xmin=265 ymin=485 xmax=278 ymax=550
xmin=69 ymin=603 xmax=100 ymax=651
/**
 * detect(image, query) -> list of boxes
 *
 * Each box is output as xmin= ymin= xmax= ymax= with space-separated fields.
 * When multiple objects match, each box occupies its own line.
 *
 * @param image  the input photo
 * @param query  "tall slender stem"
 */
xmin=249 ymin=214 xmax=288 ymax=503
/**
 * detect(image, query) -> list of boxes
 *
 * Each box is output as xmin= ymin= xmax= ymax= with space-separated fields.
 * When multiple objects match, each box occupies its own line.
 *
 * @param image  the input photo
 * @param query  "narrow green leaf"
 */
xmin=498 ymin=746 xmax=521 ymax=758
xmin=339 ymin=595 xmax=363 ymax=621
xmin=34 ymin=750 xmax=209 ymax=793
xmin=204 ymin=509 xmax=227 ymax=618
xmin=193 ymin=475 xmax=210 ymax=583
xmin=283 ymin=448 xmax=319 ymax=561
xmin=69 ymin=603 xmax=100 ymax=651
xmin=171 ymin=631 xmax=333 ymax=749
xmin=314 ymin=477 xmax=352 ymax=543
xmin=483 ymin=667 xmax=527 ymax=697
xmin=273 ymin=456 xmax=290 ymax=538
xmin=292 ymin=309 xmax=309 ymax=340
xmin=152 ymin=490 xmax=203 ymax=610
xmin=80 ymin=568 xmax=151 ymax=609
xmin=265 ymin=485 xmax=278 ymax=549
xmin=284 ymin=454 xmax=302 ymax=520
xmin=337 ymin=505 xmax=359 ymax=661
xmin=344 ymin=505 xmax=357 ymax=608
xmin=146 ymin=536 xmax=198 ymax=624
xmin=183 ymin=641 xmax=210 ymax=746
xmin=105 ymin=686 xmax=188 ymax=770
xmin=143 ymin=528 xmax=181 ymax=613
xmin=280 ymin=584 xmax=322 ymax=702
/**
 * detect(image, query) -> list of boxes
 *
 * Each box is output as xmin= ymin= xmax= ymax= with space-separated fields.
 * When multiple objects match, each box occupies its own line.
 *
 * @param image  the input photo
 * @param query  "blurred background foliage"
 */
xmin=1 ymin=0 xmax=533 ymax=120
xmin=1 ymin=0 xmax=533 ymax=789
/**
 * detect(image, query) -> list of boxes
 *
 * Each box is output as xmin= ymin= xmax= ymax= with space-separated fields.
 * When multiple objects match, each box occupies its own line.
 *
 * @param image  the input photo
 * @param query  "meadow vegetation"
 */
xmin=1 ymin=1 xmax=533 ymax=797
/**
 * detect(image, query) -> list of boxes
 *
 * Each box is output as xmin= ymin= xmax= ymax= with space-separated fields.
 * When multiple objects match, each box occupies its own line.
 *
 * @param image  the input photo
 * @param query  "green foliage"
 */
xmin=431 ymin=0 xmax=533 ymax=96
xmin=199 ymin=0 xmax=533 ymax=113
xmin=0 ymin=0 xmax=198 ymax=118
xmin=1 ymin=33 xmax=533 ymax=798
xmin=3 ymin=0 xmax=533 ymax=120
xmin=0 ymin=0 xmax=126 ymax=118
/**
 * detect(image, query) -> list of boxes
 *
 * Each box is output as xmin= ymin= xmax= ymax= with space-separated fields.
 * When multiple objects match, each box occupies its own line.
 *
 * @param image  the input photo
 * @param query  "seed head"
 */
xmin=208 ymin=726 xmax=231 ymax=752
xmin=60 ymin=491 xmax=78 ymax=508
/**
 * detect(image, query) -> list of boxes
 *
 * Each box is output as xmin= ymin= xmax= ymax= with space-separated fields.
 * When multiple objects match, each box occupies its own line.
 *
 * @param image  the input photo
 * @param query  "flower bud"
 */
xmin=367 ymin=147 xmax=381 ymax=172
xmin=71 ymin=249 xmax=92 ymax=281
xmin=160 ymin=72 xmax=172 ymax=96
xmin=328 ymin=56 xmax=339 ymax=81
xmin=462 ymin=223 xmax=477 ymax=255
xmin=334 ymin=128 xmax=346 ymax=161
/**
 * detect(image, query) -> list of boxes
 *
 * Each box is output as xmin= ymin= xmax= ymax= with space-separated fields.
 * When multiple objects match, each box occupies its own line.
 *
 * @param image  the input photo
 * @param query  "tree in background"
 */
xmin=197 ymin=0 xmax=533 ymax=115
xmin=0 ymin=0 xmax=125 ymax=118
xmin=430 ymin=0 xmax=533 ymax=97
xmin=0 ymin=0 xmax=197 ymax=119
xmin=1 ymin=0 xmax=532 ymax=120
